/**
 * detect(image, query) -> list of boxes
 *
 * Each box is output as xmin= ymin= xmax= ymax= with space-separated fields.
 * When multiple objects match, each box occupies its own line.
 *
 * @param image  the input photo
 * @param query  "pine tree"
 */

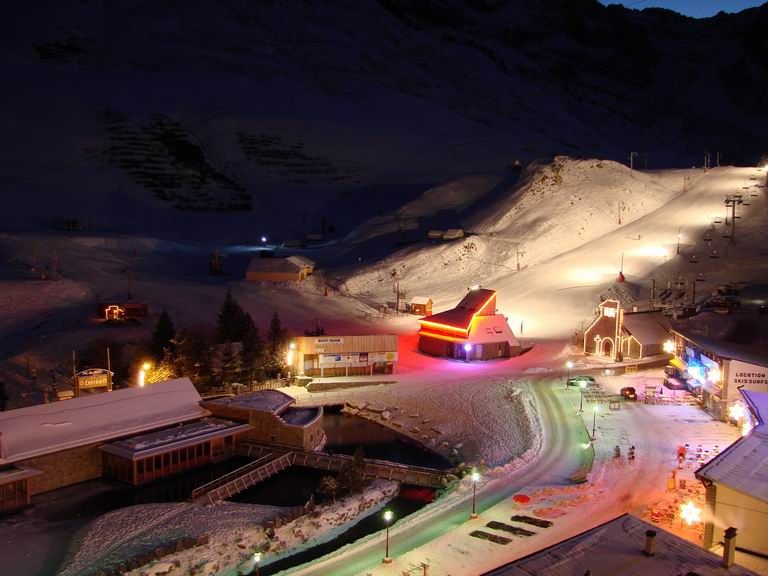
xmin=316 ymin=475 xmax=340 ymax=503
xmin=0 ymin=380 xmax=7 ymax=411
xmin=219 ymin=341 xmax=239 ymax=385
xmin=175 ymin=326 xmax=215 ymax=390
xmin=337 ymin=447 xmax=366 ymax=494
xmin=266 ymin=311 xmax=288 ymax=377
xmin=150 ymin=309 xmax=176 ymax=360
xmin=217 ymin=291 xmax=252 ymax=343
xmin=239 ymin=324 xmax=262 ymax=384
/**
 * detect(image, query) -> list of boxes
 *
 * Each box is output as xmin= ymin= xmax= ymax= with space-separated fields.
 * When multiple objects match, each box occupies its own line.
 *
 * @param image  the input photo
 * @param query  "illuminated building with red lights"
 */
xmin=417 ymin=288 xmax=521 ymax=360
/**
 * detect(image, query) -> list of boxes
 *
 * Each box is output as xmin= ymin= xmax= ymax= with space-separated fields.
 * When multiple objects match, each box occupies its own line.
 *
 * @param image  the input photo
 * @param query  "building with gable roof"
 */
xmin=697 ymin=388 xmax=768 ymax=555
xmin=583 ymin=299 xmax=671 ymax=360
xmin=417 ymin=288 xmax=521 ymax=360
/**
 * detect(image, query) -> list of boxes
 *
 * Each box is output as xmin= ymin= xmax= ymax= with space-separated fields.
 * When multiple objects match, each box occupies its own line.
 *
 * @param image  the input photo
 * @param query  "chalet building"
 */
xmin=245 ymin=255 xmax=314 ymax=282
xmin=289 ymin=335 xmax=398 ymax=377
xmin=697 ymin=389 xmax=768 ymax=557
xmin=417 ymin=288 xmax=521 ymax=361
xmin=201 ymin=389 xmax=324 ymax=451
xmin=486 ymin=513 xmax=757 ymax=575
xmin=583 ymin=299 xmax=670 ymax=360
xmin=408 ymin=296 xmax=433 ymax=316
xmin=669 ymin=329 xmax=768 ymax=420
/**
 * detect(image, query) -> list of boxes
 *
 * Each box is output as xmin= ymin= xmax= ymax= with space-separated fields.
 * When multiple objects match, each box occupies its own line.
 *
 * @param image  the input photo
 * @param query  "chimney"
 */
xmin=722 ymin=527 xmax=737 ymax=568
xmin=644 ymin=530 xmax=657 ymax=556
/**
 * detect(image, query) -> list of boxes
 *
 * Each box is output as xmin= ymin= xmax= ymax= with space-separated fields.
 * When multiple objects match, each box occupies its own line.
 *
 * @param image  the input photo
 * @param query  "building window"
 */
xmin=172 ymin=451 xmax=178 ymax=465
xmin=163 ymin=453 xmax=170 ymax=467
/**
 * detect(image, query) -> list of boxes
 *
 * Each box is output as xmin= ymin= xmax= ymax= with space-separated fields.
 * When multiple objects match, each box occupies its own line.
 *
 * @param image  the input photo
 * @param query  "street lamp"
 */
xmin=663 ymin=339 xmax=675 ymax=354
xmin=592 ymin=404 xmax=599 ymax=439
xmin=470 ymin=469 xmax=480 ymax=519
xmin=579 ymin=380 xmax=587 ymax=412
xmin=138 ymin=361 xmax=151 ymax=388
xmin=464 ymin=343 xmax=472 ymax=362
xmin=565 ymin=361 xmax=574 ymax=388
xmin=253 ymin=551 xmax=262 ymax=576
xmin=383 ymin=509 xmax=394 ymax=564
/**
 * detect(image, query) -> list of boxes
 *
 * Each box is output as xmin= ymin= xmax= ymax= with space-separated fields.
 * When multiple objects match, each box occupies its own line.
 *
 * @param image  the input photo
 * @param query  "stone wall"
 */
xmin=21 ymin=443 xmax=103 ymax=495
xmin=245 ymin=411 xmax=323 ymax=451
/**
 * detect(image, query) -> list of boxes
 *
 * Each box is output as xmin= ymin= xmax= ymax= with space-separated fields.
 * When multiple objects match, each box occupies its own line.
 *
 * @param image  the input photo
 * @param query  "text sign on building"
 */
xmin=729 ymin=360 xmax=768 ymax=390
xmin=314 ymin=337 xmax=343 ymax=346
xmin=76 ymin=368 xmax=113 ymax=390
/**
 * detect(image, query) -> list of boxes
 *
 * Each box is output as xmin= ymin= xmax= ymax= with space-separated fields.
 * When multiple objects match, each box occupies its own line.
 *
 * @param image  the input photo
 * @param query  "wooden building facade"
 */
xmin=290 ymin=334 xmax=398 ymax=377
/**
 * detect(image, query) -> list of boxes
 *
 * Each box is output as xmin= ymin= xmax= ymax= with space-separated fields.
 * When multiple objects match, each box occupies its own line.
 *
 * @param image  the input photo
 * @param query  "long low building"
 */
xmin=289 ymin=334 xmax=398 ymax=377
xmin=0 ymin=381 xmax=330 ymax=515
xmin=0 ymin=378 xmax=206 ymax=513
xmin=669 ymin=329 xmax=768 ymax=420
xmin=697 ymin=389 xmax=768 ymax=556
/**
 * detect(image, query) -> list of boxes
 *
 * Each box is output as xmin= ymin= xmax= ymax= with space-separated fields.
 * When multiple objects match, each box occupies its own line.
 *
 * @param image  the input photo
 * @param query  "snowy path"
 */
xmin=280 ymin=377 xmax=584 ymax=575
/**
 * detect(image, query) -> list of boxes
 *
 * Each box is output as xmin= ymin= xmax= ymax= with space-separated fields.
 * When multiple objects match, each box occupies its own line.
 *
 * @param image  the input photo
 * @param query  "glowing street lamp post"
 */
xmin=138 ymin=361 xmax=151 ymax=388
xmin=579 ymin=380 xmax=587 ymax=412
xmin=253 ymin=551 xmax=262 ymax=576
xmin=592 ymin=405 xmax=599 ymax=439
xmin=464 ymin=343 xmax=472 ymax=362
xmin=383 ymin=509 xmax=394 ymax=564
xmin=470 ymin=469 xmax=480 ymax=519
xmin=565 ymin=361 xmax=574 ymax=389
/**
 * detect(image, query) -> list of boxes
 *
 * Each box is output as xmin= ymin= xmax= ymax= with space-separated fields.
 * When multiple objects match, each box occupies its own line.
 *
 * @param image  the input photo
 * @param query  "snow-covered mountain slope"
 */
xmin=342 ymin=160 xmax=768 ymax=338
xmin=2 ymin=1 xmax=768 ymax=241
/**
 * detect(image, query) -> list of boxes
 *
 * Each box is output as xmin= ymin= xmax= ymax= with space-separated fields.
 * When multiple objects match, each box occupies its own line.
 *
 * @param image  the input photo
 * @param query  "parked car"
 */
xmin=664 ymin=377 xmax=687 ymax=390
xmin=620 ymin=386 xmax=637 ymax=400
xmin=567 ymin=375 xmax=597 ymax=387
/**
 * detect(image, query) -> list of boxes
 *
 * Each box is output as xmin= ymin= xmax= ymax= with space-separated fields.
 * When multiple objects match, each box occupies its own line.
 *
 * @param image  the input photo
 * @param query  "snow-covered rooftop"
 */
xmin=420 ymin=288 xmax=496 ymax=330
xmin=671 ymin=330 xmax=768 ymax=367
xmin=696 ymin=389 xmax=768 ymax=502
xmin=280 ymin=406 xmax=321 ymax=426
xmin=99 ymin=417 xmax=251 ymax=460
xmin=488 ymin=513 xmax=758 ymax=576
xmin=466 ymin=314 xmax=519 ymax=346
xmin=202 ymin=389 xmax=294 ymax=414
xmin=410 ymin=296 xmax=432 ymax=305
xmin=622 ymin=311 xmax=670 ymax=346
xmin=0 ymin=378 xmax=206 ymax=464
xmin=286 ymin=255 xmax=314 ymax=269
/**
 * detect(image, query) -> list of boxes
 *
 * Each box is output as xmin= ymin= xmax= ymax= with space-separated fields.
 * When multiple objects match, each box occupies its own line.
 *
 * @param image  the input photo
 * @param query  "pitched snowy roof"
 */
xmin=696 ymin=389 xmax=768 ymax=502
xmin=466 ymin=314 xmax=519 ymax=346
xmin=410 ymin=296 xmax=432 ymax=305
xmin=621 ymin=311 xmax=670 ymax=345
xmin=420 ymin=288 xmax=496 ymax=330
xmin=0 ymin=378 xmax=206 ymax=465
xmin=286 ymin=255 xmax=314 ymax=269
xmin=486 ymin=513 xmax=758 ymax=576
xmin=670 ymin=330 xmax=768 ymax=367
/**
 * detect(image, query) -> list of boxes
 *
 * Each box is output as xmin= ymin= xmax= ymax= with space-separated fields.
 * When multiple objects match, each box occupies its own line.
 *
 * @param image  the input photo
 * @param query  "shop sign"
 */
xmin=76 ymin=368 xmax=112 ymax=390
xmin=315 ymin=337 xmax=343 ymax=346
xmin=729 ymin=360 xmax=768 ymax=389
xmin=369 ymin=351 xmax=398 ymax=363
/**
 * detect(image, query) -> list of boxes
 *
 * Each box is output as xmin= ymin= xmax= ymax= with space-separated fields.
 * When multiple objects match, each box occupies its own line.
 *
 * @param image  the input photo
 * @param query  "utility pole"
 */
xmin=515 ymin=243 xmax=525 ymax=271
xmin=724 ymin=195 xmax=742 ymax=244
xmin=629 ymin=151 xmax=638 ymax=175
xmin=676 ymin=226 xmax=681 ymax=255
xmin=716 ymin=151 xmax=720 ymax=167
xmin=617 ymin=201 xmax=623 ymax=225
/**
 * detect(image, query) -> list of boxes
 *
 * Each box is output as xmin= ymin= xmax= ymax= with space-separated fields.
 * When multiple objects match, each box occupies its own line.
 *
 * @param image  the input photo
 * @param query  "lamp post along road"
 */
xmin=470 ymin=470 xmax=480 ymax=519
xmin=565 ymin=361 xmax=574 ymax=389
xmin=579 ymin=381 xmax=586 ymax=412
xmin=592 ymin=405 xmax=599 ymax=439
xmin=383 ymin=509 xmax=394 ymax=564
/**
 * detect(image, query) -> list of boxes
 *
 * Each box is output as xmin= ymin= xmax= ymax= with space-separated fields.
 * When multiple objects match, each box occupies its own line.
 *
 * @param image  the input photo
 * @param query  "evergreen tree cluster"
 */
xmin=142 ymin=291 xmax=292 ymax=391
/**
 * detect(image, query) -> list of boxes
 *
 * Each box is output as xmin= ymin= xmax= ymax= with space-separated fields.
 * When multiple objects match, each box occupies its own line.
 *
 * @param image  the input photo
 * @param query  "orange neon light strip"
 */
xmin=418 ymin=291 xmax=498 ymax=333
xmin=418 ymin=330 xmax=467 ymax=343
xmin=418 ymin=319 xmax=469 ymax=335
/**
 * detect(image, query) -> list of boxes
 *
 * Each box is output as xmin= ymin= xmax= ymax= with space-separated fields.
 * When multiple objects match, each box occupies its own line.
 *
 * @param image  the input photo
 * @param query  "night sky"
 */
xmin=600 ymin=0 xmax=766 ymax=18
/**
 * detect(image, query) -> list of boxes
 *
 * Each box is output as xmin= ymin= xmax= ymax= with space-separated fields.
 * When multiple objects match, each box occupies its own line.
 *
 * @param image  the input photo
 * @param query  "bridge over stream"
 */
xmin=191 ymin=443 xmax=452 ymax=505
